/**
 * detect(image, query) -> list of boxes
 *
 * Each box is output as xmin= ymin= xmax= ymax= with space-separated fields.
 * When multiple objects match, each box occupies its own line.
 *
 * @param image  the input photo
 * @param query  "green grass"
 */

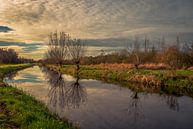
xmin=0 ymin=64 xmax=33 ymax=79
xmin=176 ymin=70 xmax=193 ymax=76
xmin=0 ymin=86 xmax=75 ymax=129
xmin=49 ymin=65 xmax=193 ymax=97
xmin=0 ymin=64 xmax=75 ymax=129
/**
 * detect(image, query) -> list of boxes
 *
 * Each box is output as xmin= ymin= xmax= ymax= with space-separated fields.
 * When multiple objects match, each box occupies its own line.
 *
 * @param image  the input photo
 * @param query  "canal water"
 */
xmin=4 ymin=66 xmax=193 ymax=129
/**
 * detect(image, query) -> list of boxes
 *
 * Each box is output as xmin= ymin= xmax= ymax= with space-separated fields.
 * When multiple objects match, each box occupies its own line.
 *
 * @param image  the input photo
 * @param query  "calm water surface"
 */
xmin=4 ymin=66 xmax=193 ymax=129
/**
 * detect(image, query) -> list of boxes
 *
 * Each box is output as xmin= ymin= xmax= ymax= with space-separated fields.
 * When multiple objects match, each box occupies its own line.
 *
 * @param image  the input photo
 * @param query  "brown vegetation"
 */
xmin=79 ymin=37 xmax=193 ymax=70
xmin=44 ymin=34 xmax=193 ymax=71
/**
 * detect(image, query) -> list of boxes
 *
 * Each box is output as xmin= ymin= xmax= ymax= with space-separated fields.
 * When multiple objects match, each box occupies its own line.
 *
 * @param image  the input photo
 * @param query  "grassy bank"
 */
xmin=0 ymin=64 xmax=75 ymax=129
xmin=48 ymin=64 xmax=193 ymax=97
xmin=0 ymin=64 xmax=32 ymax=78
xmin=0 ymin=86 xmax=75 ymax=129
xmin=0 ymin=64 xmax=33 ymax=87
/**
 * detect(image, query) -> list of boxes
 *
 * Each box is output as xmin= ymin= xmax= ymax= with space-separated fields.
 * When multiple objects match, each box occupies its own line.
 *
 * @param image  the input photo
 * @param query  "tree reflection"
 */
xmin=65 ymin=76 xmax=87 ymax=108
xmin=161 ymin=94 xmax=179 ymax=111
xmin=5 ymin=71 xmax=18 ymax=80
xmin=41 ymin=67 xmax=87 ymax=109
xmin=127 ymin=92 xmax=145 ymax=128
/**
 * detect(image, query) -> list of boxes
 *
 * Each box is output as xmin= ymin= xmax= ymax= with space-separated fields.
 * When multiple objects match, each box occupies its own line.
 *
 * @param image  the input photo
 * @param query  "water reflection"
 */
xmin=4 ymin=66 xmax=193 ymax=129
xmin=65 ymin=77 xmax=87 ymax=108
xmin=6 ymin=71 xmax=18 ymax=80
xmin=161 ymin=94 xmax=180 ymax=112
xmin=127 ymin=92 xmax=145 ymax=128
xmin=41 ymin=67 xmax=87 ymax=109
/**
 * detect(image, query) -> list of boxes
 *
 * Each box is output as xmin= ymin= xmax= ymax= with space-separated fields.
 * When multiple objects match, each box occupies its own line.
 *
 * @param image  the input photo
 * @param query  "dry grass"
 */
xmin=129 ymin=74 xmax=162 ymax=87
xmin=139 ymin=63 xmax=169 ymax=70
xmin=188 ymin=66 xmax=193 ymax=70
xmin=89 ymin=63 xmax=134 ymax=69
xmin=89 ymin=63 xmax=193 ymax=70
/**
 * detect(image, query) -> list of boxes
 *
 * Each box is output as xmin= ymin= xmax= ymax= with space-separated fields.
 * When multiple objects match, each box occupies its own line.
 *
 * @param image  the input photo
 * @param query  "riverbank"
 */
xmin=47 ymin=64 xmax=193 ymax=97
xmin=0 ymin=64 xmax=75 ymax=129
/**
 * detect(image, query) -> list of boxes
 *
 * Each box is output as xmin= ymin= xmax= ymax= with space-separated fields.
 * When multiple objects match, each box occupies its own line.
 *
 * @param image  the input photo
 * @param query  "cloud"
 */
xmin=0 ymin=26 xmax=13 ymax=33
xmin=0 ymin=0 xmax=192 ymax=42
xmin=0 ymin=40 xmax=125 ymax=59
xmin=0 ymin=0 xmax=193 ymax=59
xmin=0 ymin=41 xmax=46 ymax=59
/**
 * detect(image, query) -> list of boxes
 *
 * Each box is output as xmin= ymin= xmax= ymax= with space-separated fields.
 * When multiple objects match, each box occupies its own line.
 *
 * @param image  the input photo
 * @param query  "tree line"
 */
xmin=44 ymin=32 xmax=193 ymax=69
xmin=0 ymin=48 xmax=34 ymax=64
xmin=77 ymin=36 xmax=193 ymax=69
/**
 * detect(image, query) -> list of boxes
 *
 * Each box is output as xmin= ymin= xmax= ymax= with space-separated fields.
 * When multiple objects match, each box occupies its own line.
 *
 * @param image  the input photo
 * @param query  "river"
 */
xmin=4 ymin=66 xmax=193 ymax=129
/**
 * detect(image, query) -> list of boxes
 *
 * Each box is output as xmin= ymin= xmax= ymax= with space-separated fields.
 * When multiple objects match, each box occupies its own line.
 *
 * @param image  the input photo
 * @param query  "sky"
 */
xmin=0 ymin=0 xmax=193 ymax=59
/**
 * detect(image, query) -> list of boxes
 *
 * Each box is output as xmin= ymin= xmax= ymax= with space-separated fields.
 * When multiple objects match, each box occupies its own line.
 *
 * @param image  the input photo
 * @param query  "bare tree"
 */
xmin=67 ymin=39 xmax=86 ymax=75
xmin=144 ymin=36 xmax=149 ymax=52
xmin=151 ymin=43 xmax=156 ymax=53
xmin=45 ymin=32 xmax=69 ymax=67
xmin=176 ymin=35 xmax=180 ymax=50
xmin=161 ymin=36 xmax=165 ymax=51
xmin=126 ymin=36 xmax=141 ymax=69
xmin=133 ymin=36 xmax=140 ymax=52
xmin=161 ymin=46 xmax=182 ymax=70
xmin=191 ymin=43 xmax=193 ymax=51
xmin=132 ymin=36 xmax=141 ymax=69
xmin=191 ymin=43 xmax=193 ymax=59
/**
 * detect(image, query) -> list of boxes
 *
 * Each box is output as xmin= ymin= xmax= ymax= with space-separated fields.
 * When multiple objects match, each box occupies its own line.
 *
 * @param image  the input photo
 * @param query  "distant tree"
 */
xmin=0 ymin=48 xmax=19 ymax=64
xmin=181 ymin=43 xmax=193 ymax=68
xmin=176 ymin=35 xmax=180 ymax=50
xmin=126 ymin=36 xmax=141 ymax=69
xmin=191 ymin=43 xmax=193 ymax=52
xmin=161 ymin=46 xmax=182 ymax=69
xmin=144 ymin=36 xmax=149 ymax=52
xmin=133 ymin=36 xmax=140 ymax=52
xmin=161 ymin=36 xmax=165 ymax=51
xmin=151 ymin=43 xmax=156 ymax=53
xmin=191 ymin=43 xmax=193 ymax=56
xmin=100 ymin=49 xmax=105 ymax=56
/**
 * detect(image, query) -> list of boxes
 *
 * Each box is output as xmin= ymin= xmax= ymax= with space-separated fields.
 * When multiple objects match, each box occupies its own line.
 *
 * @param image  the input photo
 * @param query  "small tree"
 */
xmin=161 ymin=46 xmax=182 ymax=70
xmin=176 ymin=35 xmax=180 ymax=50
xmin=67 ymin=39 xmax=85 ymax=76
xmin=144 ymin=36 xmax=149 ymax=52
xmin=127 ymin=36 xmax=141 ymax=69
xmin=160 ymin=36 xmax=166 ymax=52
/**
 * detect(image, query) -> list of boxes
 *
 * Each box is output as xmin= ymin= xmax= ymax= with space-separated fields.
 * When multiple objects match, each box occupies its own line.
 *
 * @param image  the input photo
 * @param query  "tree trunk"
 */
xmin=75 ymin=62 xmax=80 ymax=79
xmin=134 ymin=64 xmax=139 ymax=69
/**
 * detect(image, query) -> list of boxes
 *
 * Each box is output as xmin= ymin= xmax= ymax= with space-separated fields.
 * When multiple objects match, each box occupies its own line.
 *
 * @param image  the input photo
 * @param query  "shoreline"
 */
xmin=47 ymin=64 xmax=193 ymax=97
xmin=0 ymin=64 xmax=76 ymax=129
